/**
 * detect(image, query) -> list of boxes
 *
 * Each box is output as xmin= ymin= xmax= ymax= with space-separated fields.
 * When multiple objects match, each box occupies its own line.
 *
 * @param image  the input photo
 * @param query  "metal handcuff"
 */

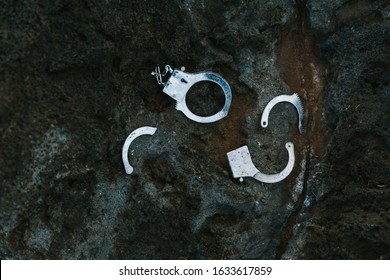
xmin=227 ymin=143 xmax=295 ymax=184
xmin=226 ymin=93 xmax=305 ymax=183
xmin=123 ymin=125 xmax=296 ymax=183
xmin=123 ymin=66 xmax=305 ymax=184
xmin=151 ymin=65 xmax=232 ymax=123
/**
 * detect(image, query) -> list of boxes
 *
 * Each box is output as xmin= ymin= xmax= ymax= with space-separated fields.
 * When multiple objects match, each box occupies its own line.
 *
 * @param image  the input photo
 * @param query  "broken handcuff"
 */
xmin=122 ymin=65 xmax=305 ymax=184
xmin=227 ymin=143 xmax=295 ymax=183
xmin=226 ymin=93 xmax=304 ymax=183
xmin=151 ymin=65 xmax=232 ymax=123
xmin=122 ymin=126 xmax=157 ymax=175
xmin=261 ymin=93 xmax=305 ymax=134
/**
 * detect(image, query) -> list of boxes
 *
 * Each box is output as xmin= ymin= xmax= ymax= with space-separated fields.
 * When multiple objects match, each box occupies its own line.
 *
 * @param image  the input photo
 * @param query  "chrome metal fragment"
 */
xmin=261 ymin=93 xmax=305 ymax=134
xmin=151 ymin=65 xmax=232 ymax=123
xmin=227 ymin=143 xmax=295 ymax=183
xmin=122 ymin=126 xmax=157 ymax=175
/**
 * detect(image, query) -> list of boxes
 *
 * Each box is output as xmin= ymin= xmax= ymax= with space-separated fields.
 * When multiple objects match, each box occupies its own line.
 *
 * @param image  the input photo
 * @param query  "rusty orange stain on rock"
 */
xmin=278 ymin=30 xmax=328 ymax=159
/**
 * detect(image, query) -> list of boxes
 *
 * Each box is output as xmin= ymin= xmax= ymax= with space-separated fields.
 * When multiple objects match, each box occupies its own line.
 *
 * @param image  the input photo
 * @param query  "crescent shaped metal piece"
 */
xmin=122 ymin=126 xmax=157 ymax=175
xmin=227 ymin=143 xmax=295 ymax=183
xmin=261 ymin=93 xmax=305 ymax=134
xmin=162 ymin=69 xmax=232 ymax=123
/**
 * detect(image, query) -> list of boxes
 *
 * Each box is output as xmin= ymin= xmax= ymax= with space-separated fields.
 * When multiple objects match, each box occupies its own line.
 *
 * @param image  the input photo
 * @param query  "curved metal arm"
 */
xmin=122 ymin=126 xmax=157 ymax=175
xmin=261 ymin=93 xmax=305 ymax=134
xmin=253 ymin=143 xmax=295 ymax=183
xmin=227 ymin=143 xmax=295 ymax=183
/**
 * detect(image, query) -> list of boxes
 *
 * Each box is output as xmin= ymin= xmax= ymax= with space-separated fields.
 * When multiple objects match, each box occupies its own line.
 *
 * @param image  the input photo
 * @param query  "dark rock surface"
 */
xmin=0 ymin=0 xmax=389 ymax=259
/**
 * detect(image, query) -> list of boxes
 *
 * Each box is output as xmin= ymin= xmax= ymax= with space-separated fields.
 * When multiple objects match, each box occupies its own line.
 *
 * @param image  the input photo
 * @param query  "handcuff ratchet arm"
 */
xmin=261 ymin=93 xmax=305 ymax=134
xmin=122 ymin=126 xmax=157 ymax=175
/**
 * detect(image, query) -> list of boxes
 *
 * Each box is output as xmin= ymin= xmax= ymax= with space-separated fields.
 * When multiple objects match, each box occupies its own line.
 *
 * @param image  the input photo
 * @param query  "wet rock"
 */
xmin=1 ymin=0 xmax=389 ymax=259
xmin=282 ymin=1 xmax=390 ymax=259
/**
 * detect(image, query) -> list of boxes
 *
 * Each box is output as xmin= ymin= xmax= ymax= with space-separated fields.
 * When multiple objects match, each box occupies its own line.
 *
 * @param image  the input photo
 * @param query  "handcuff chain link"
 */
xmin=151 ymin=65 xmax=173 ymax=85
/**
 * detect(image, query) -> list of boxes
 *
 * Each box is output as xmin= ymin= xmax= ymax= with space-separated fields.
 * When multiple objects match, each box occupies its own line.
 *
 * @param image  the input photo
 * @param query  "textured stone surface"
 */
xmin=0 ymin=0 xmax=389 ymax=259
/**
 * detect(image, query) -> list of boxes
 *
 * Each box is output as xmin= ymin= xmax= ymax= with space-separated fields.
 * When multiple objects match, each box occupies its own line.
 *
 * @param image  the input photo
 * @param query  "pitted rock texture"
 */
xmin=0 ymin=0 xmax=389 ymax=259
